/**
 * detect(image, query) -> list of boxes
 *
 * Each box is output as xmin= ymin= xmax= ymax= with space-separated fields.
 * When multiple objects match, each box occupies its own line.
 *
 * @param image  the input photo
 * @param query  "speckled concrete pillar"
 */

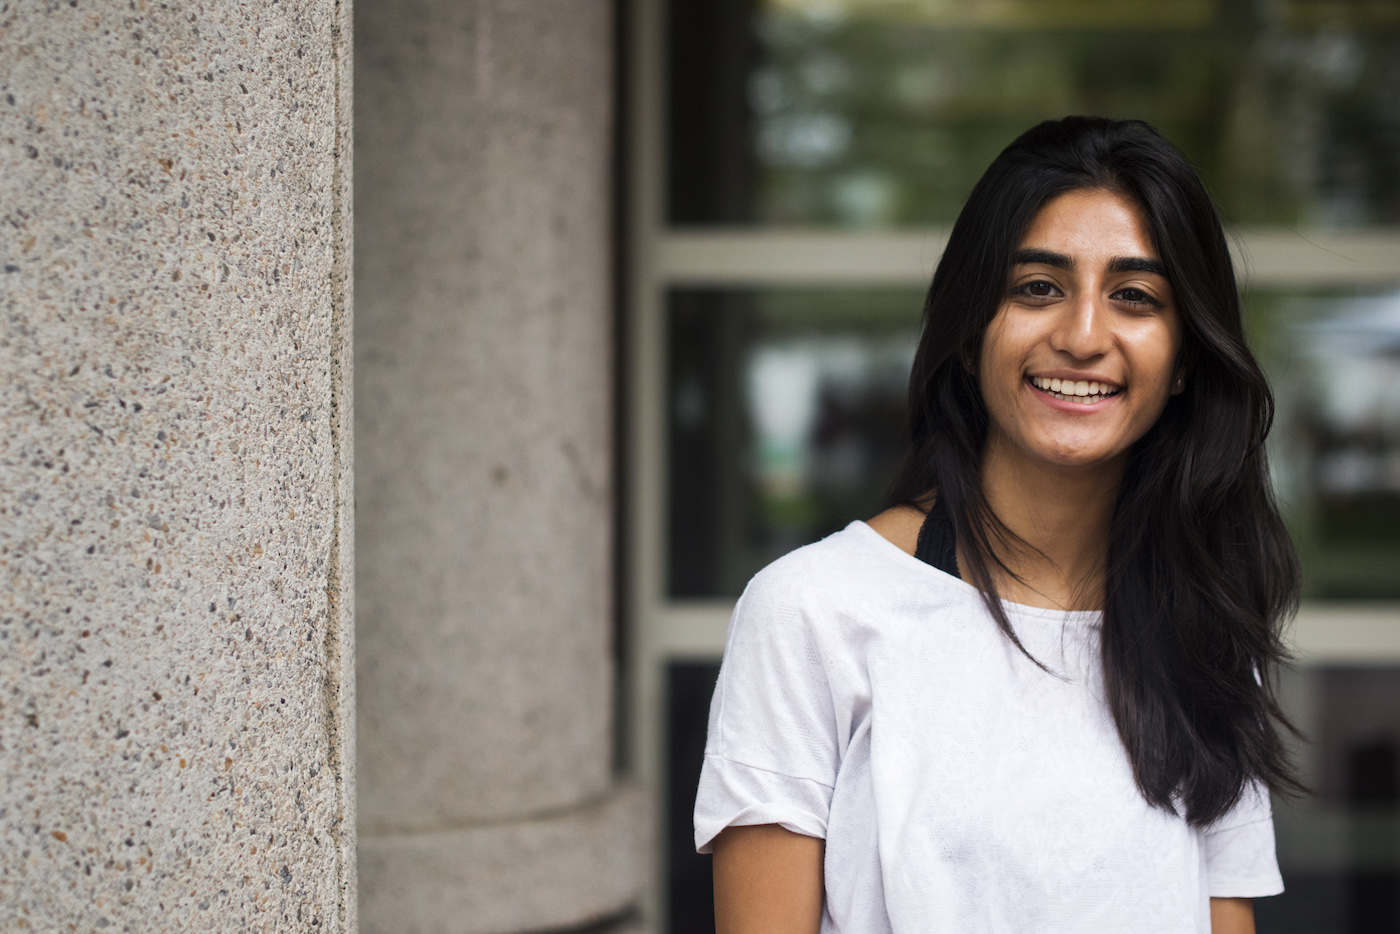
xmin=354 ymin=1 xmax=641 ymax=932
xmin=0 ymin=2 xmax=355 ymax=932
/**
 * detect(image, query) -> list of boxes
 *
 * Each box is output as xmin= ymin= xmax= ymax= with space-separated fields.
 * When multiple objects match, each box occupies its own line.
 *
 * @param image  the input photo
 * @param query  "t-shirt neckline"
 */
xmin=845 ymin=519 xmax=1103 ymax=626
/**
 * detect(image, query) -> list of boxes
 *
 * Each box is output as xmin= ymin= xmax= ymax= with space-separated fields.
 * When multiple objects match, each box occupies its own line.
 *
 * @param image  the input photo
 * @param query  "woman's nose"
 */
xmin=1050 ymin=292 xmax=1112 ymax=360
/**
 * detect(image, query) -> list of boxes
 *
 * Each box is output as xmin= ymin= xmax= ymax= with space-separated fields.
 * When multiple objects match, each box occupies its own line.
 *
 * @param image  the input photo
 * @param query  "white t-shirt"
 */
xmin=694 ymin=521 xmax=1283 ymax=934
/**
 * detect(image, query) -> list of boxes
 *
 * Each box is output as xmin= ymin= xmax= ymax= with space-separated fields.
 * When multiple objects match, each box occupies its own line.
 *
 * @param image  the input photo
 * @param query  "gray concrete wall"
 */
xmin=354 ymin=1 xmax=640 ymax=931
xmin=0 ymin=2 xmax=355 ymax=931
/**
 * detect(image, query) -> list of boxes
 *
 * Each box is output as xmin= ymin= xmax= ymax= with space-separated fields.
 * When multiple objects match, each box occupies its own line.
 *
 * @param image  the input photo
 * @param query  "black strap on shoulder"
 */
xmin=914 ymin=496 xmax=961 ymax=580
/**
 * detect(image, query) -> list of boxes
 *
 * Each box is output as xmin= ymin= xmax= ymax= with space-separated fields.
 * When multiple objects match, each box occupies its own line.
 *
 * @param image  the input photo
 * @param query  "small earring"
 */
xmin=1174 ymin=377 xmax=1184 ymax=391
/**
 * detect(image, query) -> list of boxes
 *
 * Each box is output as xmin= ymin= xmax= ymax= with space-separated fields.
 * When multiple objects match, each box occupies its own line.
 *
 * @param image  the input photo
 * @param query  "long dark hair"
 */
xmin=890 ymin=116 xmax=1302 ymax=826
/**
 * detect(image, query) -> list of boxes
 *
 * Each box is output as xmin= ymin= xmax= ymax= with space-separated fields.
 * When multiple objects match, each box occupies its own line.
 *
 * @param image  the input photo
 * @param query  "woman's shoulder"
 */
xmin=740 ymin=515 xmax=945 ymax=614
xmin=863 ymin=504 xmax=925 ymax=557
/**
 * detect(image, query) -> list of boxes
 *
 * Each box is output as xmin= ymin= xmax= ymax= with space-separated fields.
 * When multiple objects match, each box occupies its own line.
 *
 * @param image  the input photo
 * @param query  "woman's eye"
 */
xmin=1113 ymin=287 xmax=1162 ymax=308
xmin=1013 ymin=280 xmax=1060 ymax=301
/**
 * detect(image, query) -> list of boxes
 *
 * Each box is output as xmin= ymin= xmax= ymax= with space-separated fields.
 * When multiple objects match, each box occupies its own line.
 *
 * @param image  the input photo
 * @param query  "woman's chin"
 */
xmin=1021 ymin=439 xmax=1126 ymax=471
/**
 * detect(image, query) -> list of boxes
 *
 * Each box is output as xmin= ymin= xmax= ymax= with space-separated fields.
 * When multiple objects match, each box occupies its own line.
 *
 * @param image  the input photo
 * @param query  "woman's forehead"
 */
xmin=1016 ymin=189 xmax=1158 ymax=262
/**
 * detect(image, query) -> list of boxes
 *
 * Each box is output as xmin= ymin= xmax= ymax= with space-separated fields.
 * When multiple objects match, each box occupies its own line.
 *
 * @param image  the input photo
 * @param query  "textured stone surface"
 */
xmin=355 ymin=0 xmax=637 ymax=928
xmin=0 ymin=1 xmax=355 ymax=930
xmin=356 ymin=0 xmax=616 ymax=831
xmin=359 ymin=785 xmax=645 ymax=934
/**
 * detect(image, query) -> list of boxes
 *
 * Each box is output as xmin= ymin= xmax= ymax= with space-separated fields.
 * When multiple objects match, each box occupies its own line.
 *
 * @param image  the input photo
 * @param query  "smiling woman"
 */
xmin=695 ymin=118 xmax=1300 ymax=934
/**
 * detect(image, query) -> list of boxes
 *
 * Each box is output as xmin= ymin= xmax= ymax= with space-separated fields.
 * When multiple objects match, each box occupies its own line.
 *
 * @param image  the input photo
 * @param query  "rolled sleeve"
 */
xmin=694 ymin=754 xmax=834 ymax=853
xmin=694 ymin=561 xmax=843 ymax=854
xmin=1203 ymin=784 xmax=1284 ymax=897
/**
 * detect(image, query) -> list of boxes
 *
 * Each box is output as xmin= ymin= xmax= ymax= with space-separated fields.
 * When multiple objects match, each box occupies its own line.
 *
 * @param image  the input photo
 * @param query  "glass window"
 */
xmin=1261 ymin=666 xmax=1400 ymax=932
xmin=641 ymin=1 xmax=1400 ymax=929
xmin=1251 ymin=288 xmax=1400 ymax=598
xmin=668 ymin=0 xmax=1400 ymax=228
xmin=667 ymin=287 xmax=921 ymax=596
xmin=665 ymin=661 xmax=722 ymax=934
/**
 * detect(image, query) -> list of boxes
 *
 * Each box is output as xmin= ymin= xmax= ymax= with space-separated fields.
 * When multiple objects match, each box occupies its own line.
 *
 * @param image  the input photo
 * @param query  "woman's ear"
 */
xmin=1170 ymin=365 xmax=1186 ymax=395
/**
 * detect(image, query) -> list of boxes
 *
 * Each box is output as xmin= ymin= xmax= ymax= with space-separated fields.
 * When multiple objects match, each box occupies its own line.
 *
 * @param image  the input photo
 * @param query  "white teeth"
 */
xmin=1030 ymin=375 xmax=1120 ymax=403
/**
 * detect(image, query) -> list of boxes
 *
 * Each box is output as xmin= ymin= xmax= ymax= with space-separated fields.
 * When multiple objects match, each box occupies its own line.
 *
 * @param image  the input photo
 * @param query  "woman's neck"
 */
xmin=970 ymin=430 xmax=1126 ymax=612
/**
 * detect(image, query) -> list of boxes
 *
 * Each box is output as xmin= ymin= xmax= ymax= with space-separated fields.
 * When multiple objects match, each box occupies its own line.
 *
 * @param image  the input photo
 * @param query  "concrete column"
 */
xmin=0 ymin=2 xmax=354 ymax=932
xmin=354 ymin=1 xmax=640 ymax=932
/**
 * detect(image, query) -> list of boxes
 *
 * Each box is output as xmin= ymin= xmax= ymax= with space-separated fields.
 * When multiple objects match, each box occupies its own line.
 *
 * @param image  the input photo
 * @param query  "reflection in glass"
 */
xmin=1257 ymin=289 xmax=1400 ymax=598
xmin=668 ymin=0 xmax=1400 ymax=227
xmin=666 ymin=288 xmax=920 ymax=597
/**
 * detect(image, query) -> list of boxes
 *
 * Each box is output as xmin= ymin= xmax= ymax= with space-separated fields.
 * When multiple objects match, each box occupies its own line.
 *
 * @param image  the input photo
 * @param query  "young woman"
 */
xmin=693 ymin=117 xmax=1300 ymax=934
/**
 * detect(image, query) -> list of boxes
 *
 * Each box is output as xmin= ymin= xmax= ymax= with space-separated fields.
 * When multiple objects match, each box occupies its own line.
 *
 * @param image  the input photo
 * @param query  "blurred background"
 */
xmin=622 ymin=0 xmax=1400 ymax=931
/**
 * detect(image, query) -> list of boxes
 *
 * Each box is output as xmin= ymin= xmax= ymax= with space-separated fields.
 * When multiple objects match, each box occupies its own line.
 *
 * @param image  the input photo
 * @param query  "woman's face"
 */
xmin=977 ymin=187 xmax=1184 ymax=472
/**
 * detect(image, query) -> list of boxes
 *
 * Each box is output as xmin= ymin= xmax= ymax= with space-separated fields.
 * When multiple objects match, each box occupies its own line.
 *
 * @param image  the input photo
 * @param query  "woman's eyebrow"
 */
xmin=1107 ymin=256 xmax=1167 ymax=276
xmin=1011 ymin=250 xmax=1167 ymax=278
xmin=1012 ymin=248 xmax=1071 ymax=269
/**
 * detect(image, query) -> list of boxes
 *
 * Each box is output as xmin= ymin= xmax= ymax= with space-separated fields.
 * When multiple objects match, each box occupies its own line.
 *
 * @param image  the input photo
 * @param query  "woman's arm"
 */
xmin=712 ymin=824 xmax=825 ymax=934
xmin=1210 ymin=897 xmax=1254 ymax=934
